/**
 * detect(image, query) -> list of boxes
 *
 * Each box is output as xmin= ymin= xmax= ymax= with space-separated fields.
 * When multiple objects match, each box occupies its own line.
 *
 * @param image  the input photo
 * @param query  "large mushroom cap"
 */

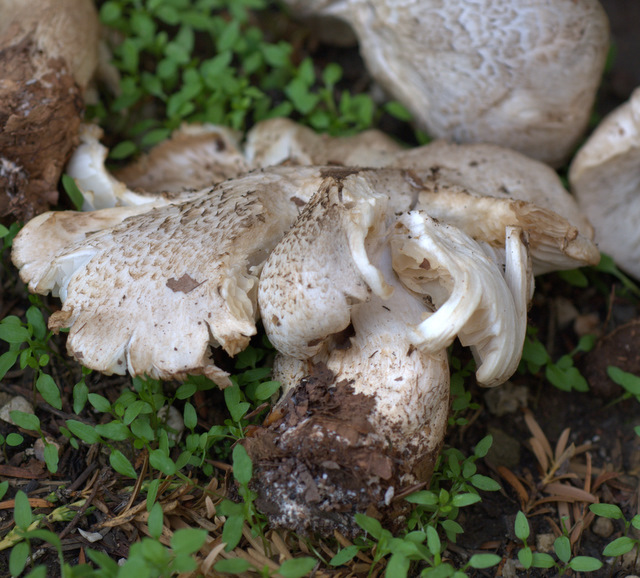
xmin=12 ymin=167 xmax=326 ymax=385
xmin=283 ymin=0 xmax=609 ymax=166
xmin=570 ymin=87 xmax=640 ymax=279
xmin=390 ymin=140 xmax=595 ymax=240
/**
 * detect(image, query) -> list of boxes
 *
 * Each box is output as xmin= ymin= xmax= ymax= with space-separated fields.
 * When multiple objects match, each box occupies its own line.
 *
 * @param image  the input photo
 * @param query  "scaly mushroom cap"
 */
xmin=0 ymin=0 xmax=100 ymax=219
xmin=244 ymin=117 xmax=404 ymax=168
xmin=12 ymin=167 xmax=328 ymax=385
xmin=116 ymin=124 xmax=248 ymax=194
xmin=282 ymin=0 xmax=609 ymax=166
xmin=569 ymin=88 xmax=640 ymax=279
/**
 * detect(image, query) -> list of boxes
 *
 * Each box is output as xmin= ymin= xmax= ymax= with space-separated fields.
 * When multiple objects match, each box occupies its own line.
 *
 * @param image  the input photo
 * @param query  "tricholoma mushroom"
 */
xmin=12 ymin=121 xmax=600 ymax=534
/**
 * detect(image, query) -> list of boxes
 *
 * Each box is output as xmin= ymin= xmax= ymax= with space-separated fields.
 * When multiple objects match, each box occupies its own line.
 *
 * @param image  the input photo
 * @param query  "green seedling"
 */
xmin=514 ymin=511 xmax=602 ymax=575
xmin=520 ymin=330 xmax=595 ymax=393
xmin=590 ymin=503 xmax=640 ymax=569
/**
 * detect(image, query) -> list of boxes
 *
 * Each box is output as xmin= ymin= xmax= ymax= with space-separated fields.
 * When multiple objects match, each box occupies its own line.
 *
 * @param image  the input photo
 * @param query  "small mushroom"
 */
xmin=0 ymin=0 xmax=100 ymax=219
xmin=282 ymin=0 xmax=609 ymax=166
xmin=569 ymin=87 xmax=640 ymax=279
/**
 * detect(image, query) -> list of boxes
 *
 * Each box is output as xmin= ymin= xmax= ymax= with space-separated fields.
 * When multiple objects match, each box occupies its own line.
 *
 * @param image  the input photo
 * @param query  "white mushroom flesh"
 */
xmin=570 ymin=87 xmax=640 ymax=279
xmin=390 ymin=212 xmax=530 ymax=387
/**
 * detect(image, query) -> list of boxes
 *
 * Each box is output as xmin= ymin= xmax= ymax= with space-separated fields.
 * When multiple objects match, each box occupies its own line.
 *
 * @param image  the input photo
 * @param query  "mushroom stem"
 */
xmin=244 ymin=243 xmax=449 ymax=536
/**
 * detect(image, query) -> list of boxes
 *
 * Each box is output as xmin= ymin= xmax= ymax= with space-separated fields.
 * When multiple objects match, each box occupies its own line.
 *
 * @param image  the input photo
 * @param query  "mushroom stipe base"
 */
xmin=243 ymin=363 xmax=443 ymax=537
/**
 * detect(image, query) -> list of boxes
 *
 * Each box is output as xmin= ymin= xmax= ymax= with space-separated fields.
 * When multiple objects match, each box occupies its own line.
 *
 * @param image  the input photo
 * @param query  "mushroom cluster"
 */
xmin=12 ymin=119 xmax=599 ymax=534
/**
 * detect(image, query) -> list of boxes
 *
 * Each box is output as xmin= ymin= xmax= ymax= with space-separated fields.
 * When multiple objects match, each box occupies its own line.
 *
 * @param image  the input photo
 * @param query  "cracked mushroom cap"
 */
xmin=12 ymin=167 xmax=327 ymax=385
xmin=282 ymin=0 xmax=609 ymax=166
xmin=569 ymin=88 xmax=640 ymax=279
xmin=259 ymin=169 xmax=533 ymax=387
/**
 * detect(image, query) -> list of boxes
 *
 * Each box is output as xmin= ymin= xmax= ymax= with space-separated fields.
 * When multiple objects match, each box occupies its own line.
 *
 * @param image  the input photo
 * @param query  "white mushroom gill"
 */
xmin=390 ymin=212 xmax=531 ymax=387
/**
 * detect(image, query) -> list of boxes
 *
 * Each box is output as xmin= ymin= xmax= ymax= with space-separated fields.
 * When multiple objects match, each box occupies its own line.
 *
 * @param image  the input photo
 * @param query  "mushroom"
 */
xmin=245 ymin=168 xmax=534 ymax=534
xmin=281 ymin=0 xmax=609 ymax=166
xmin=0 ymin=0 xmax=100 ymax=219
xmin=12 ymin=124 xmax=600 ymax=535
xmin=67 ymin=123 xmax=248 ymax=211
xmin=244 ymin=117 xmax=404 ymax=168
xmin=569 ymin=87 xmax=640 ymax=280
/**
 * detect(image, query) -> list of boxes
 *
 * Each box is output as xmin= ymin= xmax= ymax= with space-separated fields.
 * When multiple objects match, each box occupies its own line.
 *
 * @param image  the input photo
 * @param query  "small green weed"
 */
xmin=406 ymin=435 xmax=501 ymax=541
xmin=448 ymin=356 xmax=478 ymax=427
xmin=3 ymin=490 xmax=208 ymax=577
xmin=606 ymin=365 xmax=640 ymax=410
xmin=94 ymin=0 xmax=400 ymax=159
xmin=590 ymin=503 xmax=640 ymax=567
xmin=519 ymin=330 xmax=595 ymax=393
xmin=514 ymin=511 xmax=602 ymax=575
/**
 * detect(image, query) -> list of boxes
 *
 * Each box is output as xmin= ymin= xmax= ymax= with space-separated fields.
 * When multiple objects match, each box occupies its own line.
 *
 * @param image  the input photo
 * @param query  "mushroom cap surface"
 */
xmin=245 ymin=117 xmax=404 ymax=168
xmin=116 ymin=124 xmax=248 ymax=194
xmin=569 ymin=87 xmax=640 ymax=279
xmin=283 ymin=0 xmax=609 ymax=166
xmin=12 ymin=167 xmax=326 ymax=384
xmin=389 ymin=140 xmax=594 ymax=240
